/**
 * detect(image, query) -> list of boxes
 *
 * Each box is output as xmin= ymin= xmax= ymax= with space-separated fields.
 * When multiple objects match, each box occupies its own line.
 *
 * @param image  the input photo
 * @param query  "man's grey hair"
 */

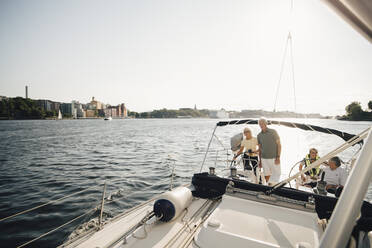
xmin=258 ymin=117 xmax=267 ymax=124
xmin=330 ymin=156 xmax=342 ymax=167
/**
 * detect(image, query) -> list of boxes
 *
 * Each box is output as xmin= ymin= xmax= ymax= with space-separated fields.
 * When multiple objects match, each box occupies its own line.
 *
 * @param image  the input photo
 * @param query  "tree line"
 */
xmin=128 ymin=108 xmax=209 ymax=118
xmin=3 ymin=97 xmax=371 ymax=121
xmin=342 ymin=101 xmax=372 ymax=121
xmin=0 ymin=97 xmax=56 ymax=119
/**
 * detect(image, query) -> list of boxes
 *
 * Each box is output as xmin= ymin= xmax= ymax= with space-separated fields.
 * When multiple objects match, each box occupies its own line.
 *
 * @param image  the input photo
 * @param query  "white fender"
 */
xmin=153 ymin=186 xmax=192 ymax=222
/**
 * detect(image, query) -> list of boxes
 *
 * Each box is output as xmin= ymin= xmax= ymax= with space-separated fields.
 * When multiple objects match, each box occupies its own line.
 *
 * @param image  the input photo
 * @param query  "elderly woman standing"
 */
xmin=234 ymin=127 xmax=259 ymax=172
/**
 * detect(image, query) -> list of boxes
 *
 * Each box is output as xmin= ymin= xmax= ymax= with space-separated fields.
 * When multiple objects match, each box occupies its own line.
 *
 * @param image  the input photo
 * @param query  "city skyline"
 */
xmin=1 ymin=0 xmax=371 ymax=116
xmin=1 ymin=90 xmax=325 ymax=116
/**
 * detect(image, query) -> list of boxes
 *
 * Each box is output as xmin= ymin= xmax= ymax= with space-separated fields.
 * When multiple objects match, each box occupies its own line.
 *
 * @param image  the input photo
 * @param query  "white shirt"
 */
xmin=323 ymin=166 xmax=348 ymax=186
xmin=240 ymin=137 xmax=258 ymax=153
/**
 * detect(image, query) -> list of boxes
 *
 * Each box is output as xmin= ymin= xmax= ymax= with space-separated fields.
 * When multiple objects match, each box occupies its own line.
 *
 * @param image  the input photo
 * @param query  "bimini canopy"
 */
xmin=217 ymin=119 xmax=360 ymax=144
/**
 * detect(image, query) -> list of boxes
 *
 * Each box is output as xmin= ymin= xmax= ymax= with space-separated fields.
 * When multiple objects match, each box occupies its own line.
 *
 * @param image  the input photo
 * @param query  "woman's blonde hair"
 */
xmin=309 ymin=148 xmax=318 ymax=154
xmin=243 ymin=127 xmax=251 ymax=133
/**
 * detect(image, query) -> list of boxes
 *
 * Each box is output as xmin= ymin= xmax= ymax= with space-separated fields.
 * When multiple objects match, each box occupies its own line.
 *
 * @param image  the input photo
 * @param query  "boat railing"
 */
xmin=0 ymin=181 xmax=126 ymax=248
xmin=241 ymin=155 xmax=259 ymax=170
xmin=1 ymin=154 xmax=184 ymax=248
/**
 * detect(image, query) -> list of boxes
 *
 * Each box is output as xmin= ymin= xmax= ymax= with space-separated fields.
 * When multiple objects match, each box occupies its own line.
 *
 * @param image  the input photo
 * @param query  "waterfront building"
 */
xmin=98 ymin=109 xmax=105 ymax=117
xmin=120 ymin=103 xmax=127 ymax=117
xmin=86 ymin=109 xmax=95 ymax=118
xmin=102 ymin=104 xmax=128 ymax=118
xmin=111 ymin=107 xmax=118 ymax=117
xmin=36 ymin=99 xmax=53 ymax=112
xmin=89 ymin=97 xmax=103 ymax=110
xmin=117 ymin=105 xmax=122 ymax=117
xmin=209 ymin=109 xmax=229 ymax=119
xmin=60 ymin=103 xmax=73 ymax=117
xmin=51 ymin=102 xmax=61 ymax=112
xmin=104 ymin=106 xmax=118 ymax=117
xmin=72 ymin=100 xmax=84 ymax=118
xmin=103 ymin=108 xmax=111 ymax=117
xmin=72 ymin=108 xmax=77 ymax=119
xmin=76 ymin=107 xmax=84 ymax=118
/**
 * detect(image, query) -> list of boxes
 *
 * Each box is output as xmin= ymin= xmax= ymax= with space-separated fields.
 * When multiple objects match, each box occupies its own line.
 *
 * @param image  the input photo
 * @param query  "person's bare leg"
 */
xmin=265 ymin=176 xmax=270 ymax=182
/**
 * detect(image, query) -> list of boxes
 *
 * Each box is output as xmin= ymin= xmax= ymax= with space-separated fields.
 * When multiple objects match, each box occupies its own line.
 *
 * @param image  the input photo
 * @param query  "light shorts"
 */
xmin=261 ymin=158 xmax=281 ymax=183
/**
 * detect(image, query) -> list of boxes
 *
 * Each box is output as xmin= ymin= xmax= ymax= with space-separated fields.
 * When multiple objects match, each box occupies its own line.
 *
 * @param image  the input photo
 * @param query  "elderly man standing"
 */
xmin=257 ymin=118 xmax=282 ymax=184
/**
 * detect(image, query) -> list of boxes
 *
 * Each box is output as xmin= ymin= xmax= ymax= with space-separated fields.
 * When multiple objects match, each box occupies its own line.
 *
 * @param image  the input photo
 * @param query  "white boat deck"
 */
xmin=195 ymin=194 xmax=322 ymax=248
xmin=120 ymin=198 xmax=213 ymax=248
xmin=62 ymin=197 xmax=214 ymax=248
xmin=63 ymin=191 xmax=323 ymax=248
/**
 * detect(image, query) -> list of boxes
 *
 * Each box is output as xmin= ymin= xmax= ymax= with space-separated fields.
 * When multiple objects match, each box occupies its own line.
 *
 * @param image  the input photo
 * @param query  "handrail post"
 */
xmin=170 ymin=161 xmax=175 ymax=190
xmin=99 ymin=182 xmax=107 ymax=228
xmin=200 ymin=125 xmax=218 ymax=172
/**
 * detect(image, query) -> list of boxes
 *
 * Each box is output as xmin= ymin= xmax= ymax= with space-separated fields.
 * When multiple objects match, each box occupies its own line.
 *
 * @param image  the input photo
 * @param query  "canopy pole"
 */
xmin=320 ymin=127 xmax=372 ymax=248
xmin=200 ymin=125 xmax=218 ymax=172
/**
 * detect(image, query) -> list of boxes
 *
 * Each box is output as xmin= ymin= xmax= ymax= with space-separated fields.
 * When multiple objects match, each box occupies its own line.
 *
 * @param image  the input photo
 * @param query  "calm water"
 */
xmin=0 ymin=118 xmax=371 ymax=247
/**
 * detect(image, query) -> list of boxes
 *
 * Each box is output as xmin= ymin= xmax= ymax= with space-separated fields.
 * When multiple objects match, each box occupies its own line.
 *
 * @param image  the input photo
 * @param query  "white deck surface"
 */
xmin=63 ymin=198 xmax=211 ymax=248
xmin=63 ymin=192 xmax=323 ymax=248
xmin=194 ymin=194 xmax=322 ymax=248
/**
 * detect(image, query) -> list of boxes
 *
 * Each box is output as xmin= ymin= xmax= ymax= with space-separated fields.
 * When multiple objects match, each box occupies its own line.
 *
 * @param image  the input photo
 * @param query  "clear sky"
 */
xmin=0 ymin=0 xmax=371 ymax=116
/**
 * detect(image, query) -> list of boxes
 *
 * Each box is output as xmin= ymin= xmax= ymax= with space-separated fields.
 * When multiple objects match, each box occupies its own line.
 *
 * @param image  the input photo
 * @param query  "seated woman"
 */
xmin=234 ymin=127 xmax=259 ymax=173
xmin=299 ymin=148 xmax=322 ymax=187
xmin=323 ymin=156 xmax=348 ymax=195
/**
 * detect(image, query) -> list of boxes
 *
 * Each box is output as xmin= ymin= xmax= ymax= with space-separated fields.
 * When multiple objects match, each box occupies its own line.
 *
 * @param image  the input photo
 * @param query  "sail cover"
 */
xmin=217 ymin=119 xmax=360 ymax=143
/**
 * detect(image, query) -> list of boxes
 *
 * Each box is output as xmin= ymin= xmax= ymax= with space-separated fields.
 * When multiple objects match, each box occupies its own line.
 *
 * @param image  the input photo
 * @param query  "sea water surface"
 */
xmin=0 ymin=118 xmax=371 ymax=247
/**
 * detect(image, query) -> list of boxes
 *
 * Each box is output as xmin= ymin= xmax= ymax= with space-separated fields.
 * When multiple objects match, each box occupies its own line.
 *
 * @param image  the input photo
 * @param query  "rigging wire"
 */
xmin=273 ymin=0 xmax=297 ymax=113
xmin=273 ymin=32 xmax=297 ymax=113
xmin=273 ymin=33 xmax=289 ymax=112
xmin=16 ymin=208 xmax=97 ymax=248
xmin=289 ymin=33 xmax=297 ymax=113
xmin=273 ymin=0 xmax=299 ymax=179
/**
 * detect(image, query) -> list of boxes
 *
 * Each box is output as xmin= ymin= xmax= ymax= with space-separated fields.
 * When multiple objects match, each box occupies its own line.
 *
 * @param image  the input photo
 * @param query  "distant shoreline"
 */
xmin=0 ymin=116 xmax=330 ymax=121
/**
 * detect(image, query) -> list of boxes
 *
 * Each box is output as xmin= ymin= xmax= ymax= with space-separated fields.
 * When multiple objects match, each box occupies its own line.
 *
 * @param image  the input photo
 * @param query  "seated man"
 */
xmin=323 ymin=156 xmax=348 ymax=194
xmin=299 ymin=148 xmax=322 ymax=187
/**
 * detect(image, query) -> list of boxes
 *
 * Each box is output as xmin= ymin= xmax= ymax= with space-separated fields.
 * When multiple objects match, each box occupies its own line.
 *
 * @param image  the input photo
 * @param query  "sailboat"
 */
xmin=3 ymin=1 xmax=370 ymax=248
xmin=57 ymin=110 xmax=62 ymax=120
xmin=59 ymin=1 xmax=372 ymax=247
xmin=58 ymin=120 xmax=372 ymax=248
